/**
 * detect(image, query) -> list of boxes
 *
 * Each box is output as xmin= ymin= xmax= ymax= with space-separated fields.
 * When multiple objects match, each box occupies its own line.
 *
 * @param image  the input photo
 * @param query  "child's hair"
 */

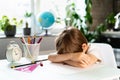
xmin=56 ymin=27 xmax=88 ymax=54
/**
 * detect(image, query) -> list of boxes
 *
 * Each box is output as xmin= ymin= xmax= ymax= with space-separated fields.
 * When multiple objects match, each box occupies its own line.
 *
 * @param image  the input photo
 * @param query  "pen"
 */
xmin=11 ymin=59 xmax=48 ymax=68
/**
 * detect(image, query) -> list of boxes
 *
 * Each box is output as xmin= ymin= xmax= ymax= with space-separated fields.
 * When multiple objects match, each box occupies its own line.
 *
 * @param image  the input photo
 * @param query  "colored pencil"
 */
xmin=27 ymin=36 xmax=31 ymax=44
xmin=11 ymin=59 xmax=48 ymax=68
xmin=37 ymin=36 xmax=42 ymax=43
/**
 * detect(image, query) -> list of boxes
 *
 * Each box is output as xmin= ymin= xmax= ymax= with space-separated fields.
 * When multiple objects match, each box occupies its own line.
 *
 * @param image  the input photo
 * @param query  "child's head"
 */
xmin=56 ymin=27 xmax=88 ymax=54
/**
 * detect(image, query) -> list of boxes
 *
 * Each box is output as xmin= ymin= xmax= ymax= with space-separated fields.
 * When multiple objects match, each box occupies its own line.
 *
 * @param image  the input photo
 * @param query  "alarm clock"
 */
xmin=6 ymin=41 xmax=22 ymax=62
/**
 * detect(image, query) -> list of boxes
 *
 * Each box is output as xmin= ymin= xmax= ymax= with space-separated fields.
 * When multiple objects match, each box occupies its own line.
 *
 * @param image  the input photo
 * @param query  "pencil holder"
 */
xmin=22 ymin=43 xmax=40 ymax=62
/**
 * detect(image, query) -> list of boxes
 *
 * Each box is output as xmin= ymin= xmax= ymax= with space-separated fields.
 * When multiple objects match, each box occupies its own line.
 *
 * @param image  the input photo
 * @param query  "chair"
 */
xmin=91 ymin=43 xmax=117 ymax=68
xmin=91 ymin=43 xmax=119 ymax=80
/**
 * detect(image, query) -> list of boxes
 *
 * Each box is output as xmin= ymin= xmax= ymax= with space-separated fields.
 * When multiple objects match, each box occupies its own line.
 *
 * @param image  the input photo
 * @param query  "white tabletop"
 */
xmin=0 ymin=55 xmax=120 ymax=80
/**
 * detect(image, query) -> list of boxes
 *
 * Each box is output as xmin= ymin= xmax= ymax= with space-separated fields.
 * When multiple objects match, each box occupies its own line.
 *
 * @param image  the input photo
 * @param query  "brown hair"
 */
xmin=56 ymin=27 xmax=88 ymax=54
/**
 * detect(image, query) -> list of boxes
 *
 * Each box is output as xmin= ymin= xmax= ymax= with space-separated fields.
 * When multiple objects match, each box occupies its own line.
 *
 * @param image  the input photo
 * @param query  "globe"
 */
xmin=38 ymin=11 xmax=55 ymax=29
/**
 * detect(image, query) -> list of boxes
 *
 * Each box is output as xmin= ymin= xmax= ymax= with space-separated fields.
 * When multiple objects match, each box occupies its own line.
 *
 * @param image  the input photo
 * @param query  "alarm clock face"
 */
xmin=6 ymin=44 xmax=22 ymax=62
xmin=12 ymin=47 xmax=22 ymax=61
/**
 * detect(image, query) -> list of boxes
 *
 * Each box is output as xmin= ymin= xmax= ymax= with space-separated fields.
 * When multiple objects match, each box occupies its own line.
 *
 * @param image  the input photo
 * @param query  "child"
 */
xmin=48 ymin=27 xmax=101 ymax=68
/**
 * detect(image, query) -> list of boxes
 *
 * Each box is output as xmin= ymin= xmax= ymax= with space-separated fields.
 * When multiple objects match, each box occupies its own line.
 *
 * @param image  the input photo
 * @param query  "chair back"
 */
xmin=91 ymin=43 xmax=117 ymax=68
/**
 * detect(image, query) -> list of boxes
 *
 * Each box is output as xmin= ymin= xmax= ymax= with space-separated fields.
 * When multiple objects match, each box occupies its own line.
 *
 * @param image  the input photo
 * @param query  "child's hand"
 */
xmin=78 ymin=53 xmax=91 ymax=65
xmin=79 ymin=53 xmax=99 ymax=66
xmin=70 ymin=52 xmax=91 ymax=65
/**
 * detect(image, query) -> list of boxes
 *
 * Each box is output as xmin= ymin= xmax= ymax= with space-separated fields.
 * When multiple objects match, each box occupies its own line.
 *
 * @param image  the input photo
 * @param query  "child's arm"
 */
xmin=64 ymin=53 xmax=99 ymax=68
xmin=48 ymin=53 xmax=72 ymax=62
xmin=70 ymin=52 xmax=100 ymax=66
xmin=48 ymin=52 xmax=87 ymax=63
xmin=63 ymin=60 xmax=88 ymax=68
xmin=48 ymin=52 xmax=99 ymax=67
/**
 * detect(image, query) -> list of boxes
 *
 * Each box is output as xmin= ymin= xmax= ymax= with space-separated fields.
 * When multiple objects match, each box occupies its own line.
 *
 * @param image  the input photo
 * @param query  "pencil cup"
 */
xmin=22 ymin=43 xmax=40 ymax=62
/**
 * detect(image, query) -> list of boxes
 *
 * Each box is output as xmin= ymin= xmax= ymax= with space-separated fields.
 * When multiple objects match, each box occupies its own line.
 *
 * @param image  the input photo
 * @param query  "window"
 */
xmin=0 ymin=0 xmax=31 ymax=36
xmin=0 ymin=0 xmax=85 ymax=36
xmin=34 ymin=0 xmax=86 ymax=35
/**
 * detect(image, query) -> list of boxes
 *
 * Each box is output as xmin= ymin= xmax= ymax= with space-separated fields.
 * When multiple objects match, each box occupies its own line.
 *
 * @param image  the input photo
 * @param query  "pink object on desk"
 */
xmin=15 ymin=64 xmax=39 ymax=73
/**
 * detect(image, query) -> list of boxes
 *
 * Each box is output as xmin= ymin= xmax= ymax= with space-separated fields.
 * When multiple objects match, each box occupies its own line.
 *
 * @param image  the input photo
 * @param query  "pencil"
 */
xmin=27 ymin=36 xmax=31 ymax=44
xmin=22 ymin=36 xmax=34 ymax=61
xmin=11 ymin=59 xmax=48 ymax=68
xmin=19 ymin=37 xmax=25 ymax=44
xmin=35 ymin=59 xmax=48 ymax=63
xmin=11 ymin=62 xmax=35 ymax=68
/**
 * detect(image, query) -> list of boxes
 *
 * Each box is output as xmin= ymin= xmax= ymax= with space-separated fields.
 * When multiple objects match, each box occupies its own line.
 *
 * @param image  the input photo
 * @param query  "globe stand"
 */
xmin=42 ymin=29 xmax=52 ymax=36
xmin=45 ymin=29 xmax=49 ymax=36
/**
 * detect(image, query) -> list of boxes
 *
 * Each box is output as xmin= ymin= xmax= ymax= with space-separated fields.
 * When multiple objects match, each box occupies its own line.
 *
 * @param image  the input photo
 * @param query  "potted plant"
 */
xmin=23 ymin=11 xmax=32 ymax=35
xmin=0 ymin=15 xmax=23 ymax=37
xmin=105 ymin=12 xmax=116 ymax=31
xmin=64 ymin=0 xmax=97 ymax=42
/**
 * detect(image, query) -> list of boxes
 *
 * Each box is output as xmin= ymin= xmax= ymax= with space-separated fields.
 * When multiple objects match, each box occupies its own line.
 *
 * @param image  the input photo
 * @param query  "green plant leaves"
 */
xmin=24 ymin=11 xmax=32 ymax=18
xmin=0 ymin=15 xmax=23 ymax=31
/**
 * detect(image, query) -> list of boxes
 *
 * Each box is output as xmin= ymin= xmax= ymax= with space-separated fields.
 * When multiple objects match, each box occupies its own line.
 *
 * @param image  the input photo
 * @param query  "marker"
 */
xmin=32 ymin=35 xmax=36 ymax=44
xmin=37 ymin=36 xmax=42 ymax=43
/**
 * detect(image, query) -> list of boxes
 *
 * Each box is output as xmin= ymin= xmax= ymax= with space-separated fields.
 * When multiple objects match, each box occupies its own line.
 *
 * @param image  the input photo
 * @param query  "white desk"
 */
xmin=0 ymin=55 xmax=120 ymax=80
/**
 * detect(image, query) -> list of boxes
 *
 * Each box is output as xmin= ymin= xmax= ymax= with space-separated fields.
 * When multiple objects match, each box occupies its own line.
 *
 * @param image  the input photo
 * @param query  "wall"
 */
xmin=91 ymin=0 xmax=120 ymax=29
xmin=92 ymin=0 xmax=113 ymax=29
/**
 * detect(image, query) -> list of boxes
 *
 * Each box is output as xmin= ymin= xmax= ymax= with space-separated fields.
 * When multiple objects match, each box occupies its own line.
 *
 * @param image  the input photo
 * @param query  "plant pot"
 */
xmin=107 ymin=23 xmax=114 ymax=31
xmin=23 ymin=28 xmax=31 ymax=35
xmin=4 ymin=25 xmax=16 ymax=37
